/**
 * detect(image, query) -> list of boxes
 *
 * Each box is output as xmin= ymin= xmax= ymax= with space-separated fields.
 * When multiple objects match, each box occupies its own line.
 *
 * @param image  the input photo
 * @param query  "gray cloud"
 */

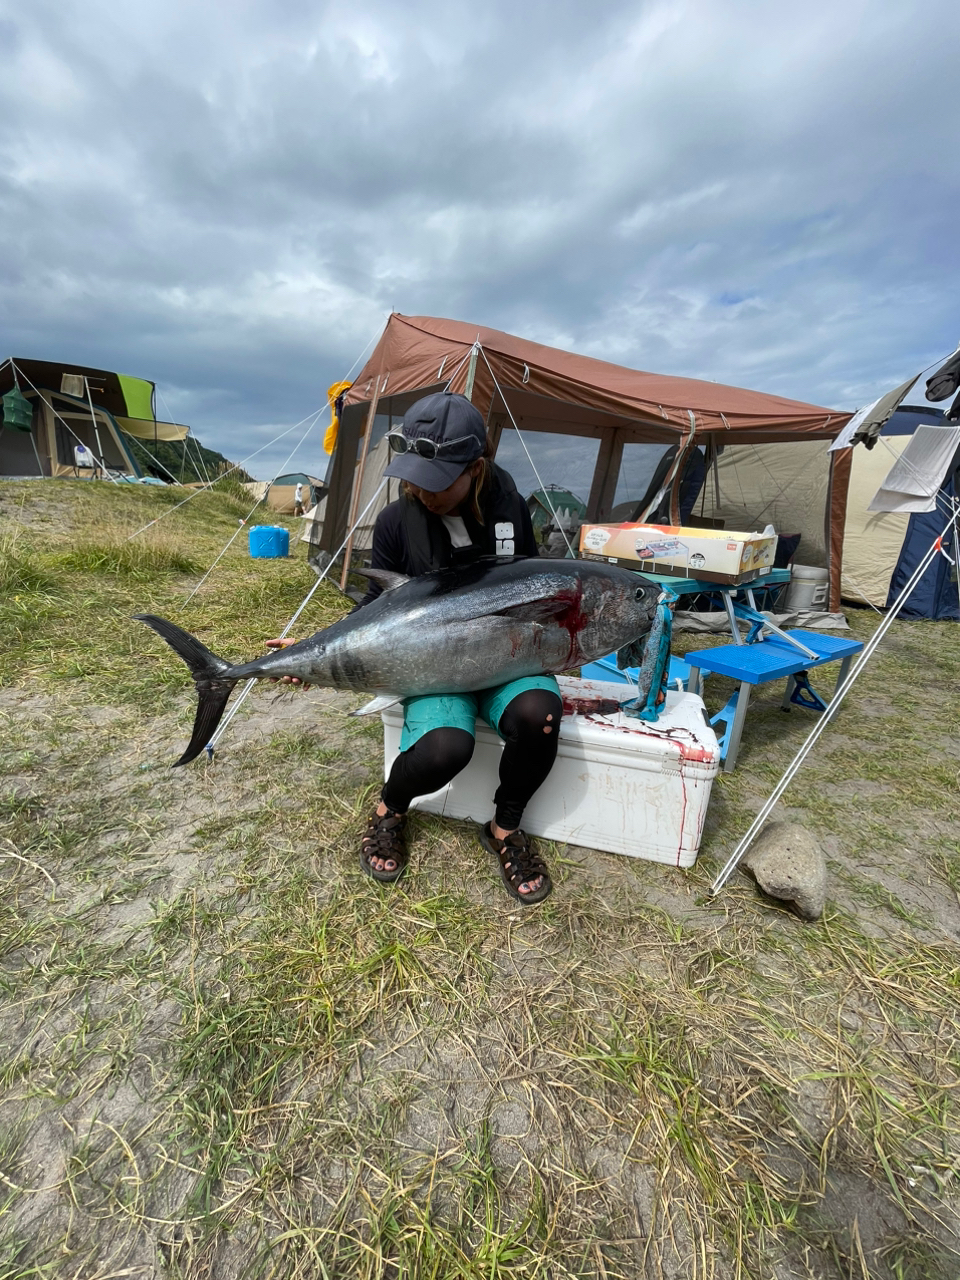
xmin=1 ymin=0 xmax=958 ymax=480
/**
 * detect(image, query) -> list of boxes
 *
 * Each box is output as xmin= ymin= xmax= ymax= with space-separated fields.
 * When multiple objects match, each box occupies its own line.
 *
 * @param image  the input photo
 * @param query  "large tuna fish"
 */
xmin=137 ymin=557 xmax=662 ymax=766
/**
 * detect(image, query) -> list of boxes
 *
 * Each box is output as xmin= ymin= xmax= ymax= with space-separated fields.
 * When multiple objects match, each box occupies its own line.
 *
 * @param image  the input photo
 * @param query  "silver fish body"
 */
xmin=137 ymin=557 xmax=661 ymax=765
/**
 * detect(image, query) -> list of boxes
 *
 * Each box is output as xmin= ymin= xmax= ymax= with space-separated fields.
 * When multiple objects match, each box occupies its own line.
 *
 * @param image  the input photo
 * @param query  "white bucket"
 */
xmin=785 ymin=563 xmax=829 ymax=611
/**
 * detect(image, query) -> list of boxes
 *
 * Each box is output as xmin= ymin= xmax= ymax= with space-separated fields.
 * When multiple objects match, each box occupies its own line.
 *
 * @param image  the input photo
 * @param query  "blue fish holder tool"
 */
xmin=619 ymin=589 xmax=678 ymax=723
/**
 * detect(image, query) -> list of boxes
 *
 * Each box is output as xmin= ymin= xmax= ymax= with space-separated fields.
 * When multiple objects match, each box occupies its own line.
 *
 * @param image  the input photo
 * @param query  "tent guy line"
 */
xmin=438 ymin=341 xmax=477 ymax=397
xmin=124 ymin=404 xmax=329 ymax=541
xmin=475 ymin=341 xmax=578 ymax=558
xmin=835 ymin=570 xmax=885 ymax=615
xmin=709 ymin=503 xmax=960 ymax=896
xmin=124 ymin=320 xmax=390 ymax=541
xmin=341 ymin=312 xmax=394 ymax=389
xmin=182 ymin=408 xmax=324 ymax=605
xmin=128 ymin=431 xmax=185 ymax=487
xmin=204 ymin=477 xmax=390 ymax=759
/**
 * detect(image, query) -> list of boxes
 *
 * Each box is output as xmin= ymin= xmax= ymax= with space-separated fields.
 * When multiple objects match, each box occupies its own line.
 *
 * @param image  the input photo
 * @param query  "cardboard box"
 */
xmin=578 ymin=521 xmax=776 ymax=584
xmin=382 ymin=676 xmax=720 ymax=866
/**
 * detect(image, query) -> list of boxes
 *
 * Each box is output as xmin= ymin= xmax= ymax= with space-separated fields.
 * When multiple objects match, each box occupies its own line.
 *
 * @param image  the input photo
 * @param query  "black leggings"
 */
xmin=381 ymin=688 xmax=563 ymax=831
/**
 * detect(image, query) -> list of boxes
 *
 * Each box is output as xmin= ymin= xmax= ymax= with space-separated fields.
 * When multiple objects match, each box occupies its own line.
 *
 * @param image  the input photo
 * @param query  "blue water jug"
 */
xmin=248 ymin=525 xmax=290 ymax=558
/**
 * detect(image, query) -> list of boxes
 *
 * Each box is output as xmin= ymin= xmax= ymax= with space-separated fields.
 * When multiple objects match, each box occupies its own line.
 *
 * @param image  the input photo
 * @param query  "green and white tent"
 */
xmin=526 ymin=486 xmax=587 ymax=541
xmin=0 ymin=357 xmax=189 ymax=479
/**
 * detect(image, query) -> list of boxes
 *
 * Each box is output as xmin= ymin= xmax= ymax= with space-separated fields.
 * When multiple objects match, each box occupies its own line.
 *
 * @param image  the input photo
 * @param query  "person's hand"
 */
xmin=265 ymin=637 xmax=310 ymax=688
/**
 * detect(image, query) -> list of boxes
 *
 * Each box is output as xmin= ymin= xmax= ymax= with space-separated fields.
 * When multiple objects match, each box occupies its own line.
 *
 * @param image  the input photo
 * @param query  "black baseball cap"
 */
xmin=384 ymin=391 xmax=486 ymax=491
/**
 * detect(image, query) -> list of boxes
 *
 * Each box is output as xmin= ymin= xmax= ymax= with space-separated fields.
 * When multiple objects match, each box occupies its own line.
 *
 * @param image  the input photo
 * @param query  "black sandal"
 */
xmin=481 ymin=822 xmax=553 ymax=905
xmin=360 ymin=805 xmax=408 ymax=883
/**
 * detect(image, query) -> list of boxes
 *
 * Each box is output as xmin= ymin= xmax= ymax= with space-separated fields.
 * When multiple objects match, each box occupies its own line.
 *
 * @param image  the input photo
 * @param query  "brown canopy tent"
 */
xmin=320 ymin=314 xmax=852 ymax=607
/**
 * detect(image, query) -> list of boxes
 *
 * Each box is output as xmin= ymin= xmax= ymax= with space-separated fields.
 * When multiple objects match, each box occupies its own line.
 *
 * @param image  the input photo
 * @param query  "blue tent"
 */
xmin=879 ymin=406 xmax=959 ymax=620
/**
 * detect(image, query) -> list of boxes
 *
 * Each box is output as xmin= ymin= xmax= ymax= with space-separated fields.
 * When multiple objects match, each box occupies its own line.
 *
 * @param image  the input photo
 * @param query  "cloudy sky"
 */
xmin=2 ymin=0 xmax=957 ymax=481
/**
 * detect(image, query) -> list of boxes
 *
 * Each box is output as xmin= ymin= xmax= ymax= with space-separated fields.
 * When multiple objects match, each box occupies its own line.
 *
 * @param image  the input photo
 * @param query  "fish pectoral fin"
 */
xmin=351 ymin=695 xmax=402 ymax=717
xmin=492 ymin=598 xmax=573 ymax=623
xmin=477 ymin=616 xmax=545 ymax=633
xmin=442 ymin=616 xmax=546 ymax=645
xmin=350 ymin=567 xmax=411 ymax=592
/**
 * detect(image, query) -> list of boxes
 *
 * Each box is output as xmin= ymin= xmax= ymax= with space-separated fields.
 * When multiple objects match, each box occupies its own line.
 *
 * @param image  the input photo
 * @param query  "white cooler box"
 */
xmin=381 ymin=676 xmax=720 ymax=868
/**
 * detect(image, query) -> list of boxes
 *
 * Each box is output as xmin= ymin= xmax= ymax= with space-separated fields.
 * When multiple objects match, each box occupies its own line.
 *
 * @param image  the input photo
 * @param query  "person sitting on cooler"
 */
xmin=269 ymin=390 xmax=561 ymax=904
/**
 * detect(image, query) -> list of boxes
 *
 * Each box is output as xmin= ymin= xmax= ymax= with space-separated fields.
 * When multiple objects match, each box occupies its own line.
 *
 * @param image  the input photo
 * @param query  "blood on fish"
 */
xmin=551 ymin=587 xmax=590 ymax=664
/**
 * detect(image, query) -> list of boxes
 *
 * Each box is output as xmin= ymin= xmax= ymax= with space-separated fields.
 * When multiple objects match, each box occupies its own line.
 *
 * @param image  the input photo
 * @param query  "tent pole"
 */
xmin=84 ymin=377 xmax=119 ymax=484
xmin=463 ymin=346 xmax=479 ymax=401
xmin=29 ymin=425 xmax=45 ymax=477
xmin=668 ymin=411 xmax=698 ymax=525
xmin=340 ymin=376 xmax=383 ymax=590
xmin=585 ymin=431 xmax=621 ymax=522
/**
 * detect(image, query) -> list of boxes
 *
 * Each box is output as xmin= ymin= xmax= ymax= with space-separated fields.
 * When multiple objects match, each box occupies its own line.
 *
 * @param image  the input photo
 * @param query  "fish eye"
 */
xmin=634 ymin=587 xmax=647 ymax=600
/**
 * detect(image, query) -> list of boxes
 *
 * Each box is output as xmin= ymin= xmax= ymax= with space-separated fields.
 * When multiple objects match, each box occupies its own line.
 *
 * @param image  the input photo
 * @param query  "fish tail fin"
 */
xmin=136 ymin=614 xmax=237 ymax=766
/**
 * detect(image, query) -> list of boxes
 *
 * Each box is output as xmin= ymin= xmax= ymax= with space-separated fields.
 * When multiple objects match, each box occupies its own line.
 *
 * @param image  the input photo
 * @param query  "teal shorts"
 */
xmin=399 ymin=675 xmax=562 ymax=752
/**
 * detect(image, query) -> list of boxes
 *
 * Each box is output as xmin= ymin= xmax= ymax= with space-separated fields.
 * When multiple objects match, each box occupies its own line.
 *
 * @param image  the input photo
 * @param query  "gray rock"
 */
xmin=741 ymin=823 xmax=827 ymax=921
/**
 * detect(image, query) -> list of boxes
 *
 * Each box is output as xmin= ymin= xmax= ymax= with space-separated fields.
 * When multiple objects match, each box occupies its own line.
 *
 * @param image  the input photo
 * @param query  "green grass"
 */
xmin=0 ymin=477 xmax=959 ymax=1279
xmin=0 ymin=539 xmax=58 ymax=596
xmin=0 ymin=480 xmax=341 ymax=708
xmin=53 ymin=536 xmax=200 ymax=578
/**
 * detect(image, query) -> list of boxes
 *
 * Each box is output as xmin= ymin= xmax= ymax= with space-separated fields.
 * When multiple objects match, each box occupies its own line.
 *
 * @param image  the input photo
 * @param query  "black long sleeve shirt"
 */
xmin=354 ymin=464 xmax=539 ymax=608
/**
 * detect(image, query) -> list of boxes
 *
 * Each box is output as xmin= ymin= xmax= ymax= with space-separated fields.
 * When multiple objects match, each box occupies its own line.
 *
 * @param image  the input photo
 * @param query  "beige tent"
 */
xmin=688 ymin=404 xmax=952 ymax=608
xmin=840 ymin=441 xmax=912 ymax=606
xmin=690 ymin=440 xmax=835 ymax=569
xmin=319 ymin=314 xmax=851 ymax=603
xmin=242 ymin=472 xmax=325 ymax=515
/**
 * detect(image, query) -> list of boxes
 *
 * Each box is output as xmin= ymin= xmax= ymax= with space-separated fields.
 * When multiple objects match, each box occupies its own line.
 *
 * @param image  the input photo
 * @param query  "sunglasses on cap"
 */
xmin=386 ymin=429 xmax=480 ymax=460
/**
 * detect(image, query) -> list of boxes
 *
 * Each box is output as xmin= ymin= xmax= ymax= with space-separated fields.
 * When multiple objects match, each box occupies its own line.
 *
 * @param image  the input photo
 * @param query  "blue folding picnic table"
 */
xmin=683 ymin=630 xmax=864 ymax=771
xmin=581 ymin=567 xmax=863 ymax=770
